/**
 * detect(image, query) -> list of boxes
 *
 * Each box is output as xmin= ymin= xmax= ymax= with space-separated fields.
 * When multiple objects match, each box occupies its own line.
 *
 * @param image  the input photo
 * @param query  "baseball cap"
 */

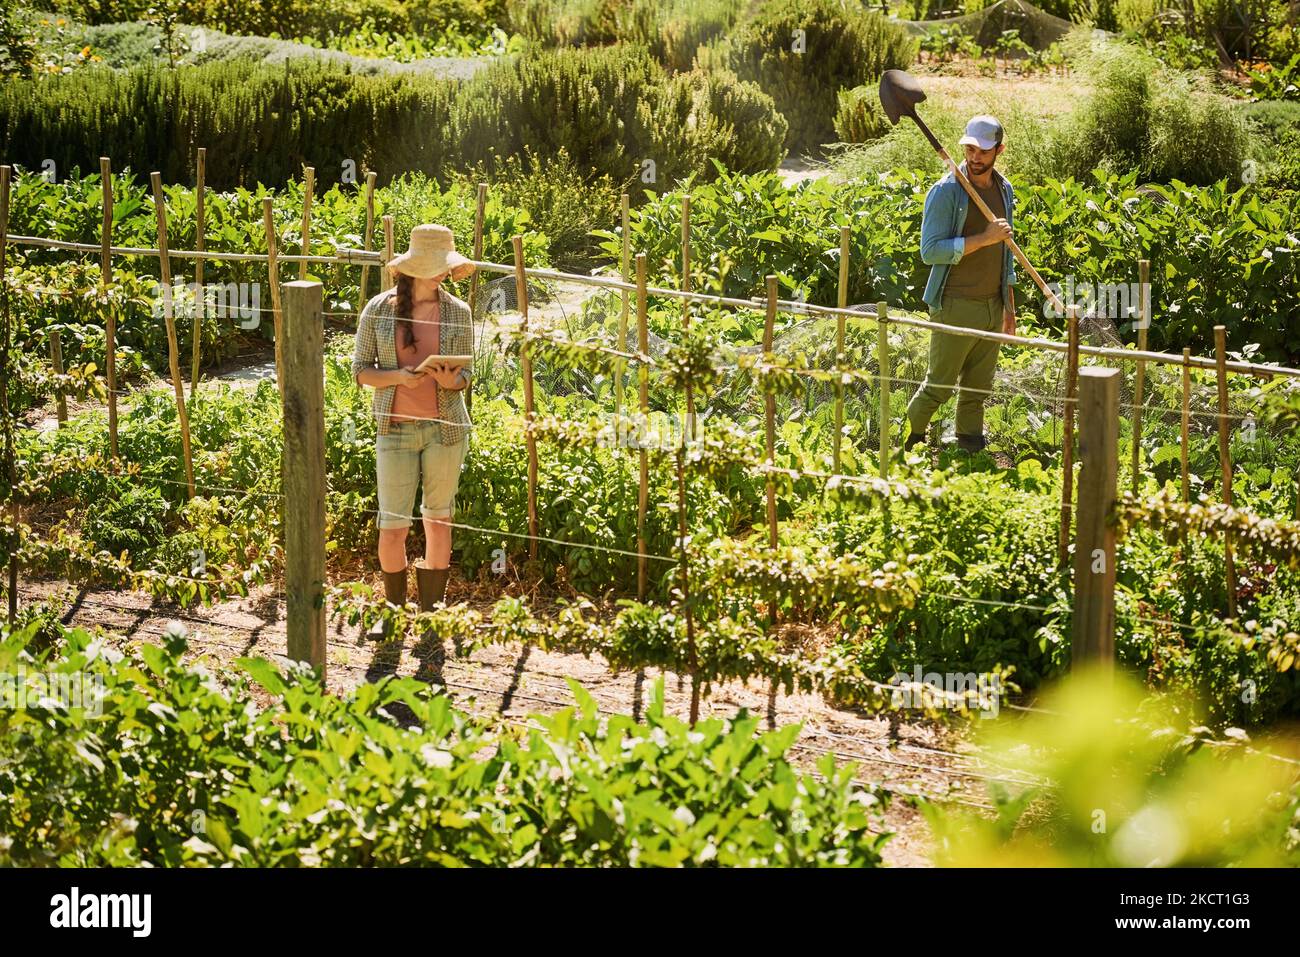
xmin=958 ymin=115 xmax=1004 ymax=150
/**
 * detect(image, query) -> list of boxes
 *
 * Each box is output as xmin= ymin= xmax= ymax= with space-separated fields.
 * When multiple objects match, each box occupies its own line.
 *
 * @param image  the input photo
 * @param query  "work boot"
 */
xmin=904 ymin=429 xmax=926 ymax=452
xmin=956 ymin=432 xmax=988 ymax=453
xmin=415 ymin=564 xmax=450 ymax=611
xmin=366 ymin=568 xmax=408 ymax=641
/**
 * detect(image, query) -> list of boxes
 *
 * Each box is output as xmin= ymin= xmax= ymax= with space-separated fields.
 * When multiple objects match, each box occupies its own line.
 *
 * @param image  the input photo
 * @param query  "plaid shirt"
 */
xmin=352 ymin=288 xmax=473 ymax=442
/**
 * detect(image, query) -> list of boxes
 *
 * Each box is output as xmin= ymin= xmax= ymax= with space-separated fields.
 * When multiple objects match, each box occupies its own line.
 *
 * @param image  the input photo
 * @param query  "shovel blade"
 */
xmin=879 ymin=69 xmax=927 ymax=126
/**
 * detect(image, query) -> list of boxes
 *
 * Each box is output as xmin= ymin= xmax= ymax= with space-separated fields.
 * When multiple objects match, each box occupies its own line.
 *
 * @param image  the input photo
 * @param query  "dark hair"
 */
xmin=392 ymin=273 xmax=416 ymax=350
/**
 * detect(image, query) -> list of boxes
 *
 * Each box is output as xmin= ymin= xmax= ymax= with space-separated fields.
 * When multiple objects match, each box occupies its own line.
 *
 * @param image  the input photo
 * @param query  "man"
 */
xmin=905 ymin=115 xmax=1017 ymax=454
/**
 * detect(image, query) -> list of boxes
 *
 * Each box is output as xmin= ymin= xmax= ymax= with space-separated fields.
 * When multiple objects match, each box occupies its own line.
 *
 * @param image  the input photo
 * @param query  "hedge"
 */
xmin=0 ymin=46 xmax=787 ymax=190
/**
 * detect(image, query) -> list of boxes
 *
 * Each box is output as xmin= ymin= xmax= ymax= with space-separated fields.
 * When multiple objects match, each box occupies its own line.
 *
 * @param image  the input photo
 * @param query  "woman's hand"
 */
xmin=425 ymin=364 xmax=467 ymax=390
xmin=396 ymin=367 xmax=428 ymax=389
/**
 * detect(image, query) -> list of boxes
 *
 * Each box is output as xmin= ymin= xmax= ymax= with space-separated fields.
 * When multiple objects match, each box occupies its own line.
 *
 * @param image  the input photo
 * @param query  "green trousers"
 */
xmin=906 ymin=294 xmax=1002 ymax=437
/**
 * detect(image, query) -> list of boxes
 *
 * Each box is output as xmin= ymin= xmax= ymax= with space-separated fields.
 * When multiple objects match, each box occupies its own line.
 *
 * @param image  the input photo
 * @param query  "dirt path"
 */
xmin=18 ymin=577 xmax=1025 ymax=866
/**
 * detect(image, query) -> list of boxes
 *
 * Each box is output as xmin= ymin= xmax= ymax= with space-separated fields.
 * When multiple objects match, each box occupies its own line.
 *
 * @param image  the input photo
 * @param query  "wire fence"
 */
xmin=4 ymin=189 xmax=1299 ymax=740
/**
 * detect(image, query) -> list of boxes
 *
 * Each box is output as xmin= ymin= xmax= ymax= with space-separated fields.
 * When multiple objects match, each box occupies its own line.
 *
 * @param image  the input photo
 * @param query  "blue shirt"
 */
xmin=919 ymin=161 xmax=1017 ymax=314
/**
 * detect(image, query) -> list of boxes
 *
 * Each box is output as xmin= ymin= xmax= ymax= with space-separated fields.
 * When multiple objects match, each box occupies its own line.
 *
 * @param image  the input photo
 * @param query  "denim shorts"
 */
xmin=375 ymin=419 xmax=468 ymax=530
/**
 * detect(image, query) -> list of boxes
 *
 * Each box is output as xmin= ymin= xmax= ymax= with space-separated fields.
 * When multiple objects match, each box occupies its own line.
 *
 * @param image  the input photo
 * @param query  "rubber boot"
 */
xmin=367 ymin=568 xmax=408 ymax=641
xmin=416 ymin=564 xmax=450 ymax=611
xmin=956 ymin=432 xmax=988 ymax=453
xmin=904 ymin=429 xmax=926 ymax=452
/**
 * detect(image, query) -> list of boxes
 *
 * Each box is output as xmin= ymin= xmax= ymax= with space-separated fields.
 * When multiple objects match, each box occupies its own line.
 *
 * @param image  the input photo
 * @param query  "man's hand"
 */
xmin=972 ymin=218 xmax=1012 ymax=252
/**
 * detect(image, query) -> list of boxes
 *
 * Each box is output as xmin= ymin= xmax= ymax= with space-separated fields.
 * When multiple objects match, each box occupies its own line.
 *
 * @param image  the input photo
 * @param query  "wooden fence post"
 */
xmin=1 ymin=164 xmax=16 ymax=626
xmin=150 ymin=172 xmax=195 ymax=499
xmin=615 ymin=192 xmax=631 ymax=422
xmin=1180 ymin=346 xmax=1191 ymax=506
xmin=513 ymin=236 xmax=539 ymax=562
xmin=358 ymin=171 xmax=377 ymax=310
xmin=191 ymin=146 xmax=206 ymax=399
xmin=381 ymin=215 xmax=395 ymax=292
xmin=298 ymin=166 xmax=314 ymax=281
xmin=680 ymin=194 xmax=691 ymax=316
xmin=833 ymin=226 xmax=849 ymax=474
xmin=636 ymin=253 xmax=649 ymax=601
xmin=1214 ymin=325 xmax=1238 ymax=617
xmin=675 ymin=426 xmax=699 ymax=726
xmin=1129 ymin=258 xmax=1150 ymax=493
xmin=262 ymin=198 xmax=285 ymax=396
xmin=1058 ymin=305 xmax=1080 ymax=567
xmin=469 ymin=183 xmax=487 ymax=316
xmin=100 ymin=157 xmax=118 ymax=465
xmin=281 ymin=280 xmax=327 ymax=676
xmin=49 ymin=327 xmax=66 ymax=424
xmin=764 ymin=276 xmax=779 ymax=551
xmin=681 ymin=194 xmax=695 ymax=440
xmin=1072 ymin=366 xmax=1120 ymax=668
xmin=878 ymin=301 xmax=891 ymax=479
xmin=466 ymin=182 xmax=486 ymax=415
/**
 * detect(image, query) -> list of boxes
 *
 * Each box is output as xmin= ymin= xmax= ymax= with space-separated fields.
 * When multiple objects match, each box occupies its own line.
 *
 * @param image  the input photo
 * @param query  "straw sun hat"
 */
xmin=386 ymin=224 xmax=475 ymax=281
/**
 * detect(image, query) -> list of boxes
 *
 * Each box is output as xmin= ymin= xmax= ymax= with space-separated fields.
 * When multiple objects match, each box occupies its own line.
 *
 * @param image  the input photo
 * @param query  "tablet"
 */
xmin=415 ymin=354 xmax=473 ymax=373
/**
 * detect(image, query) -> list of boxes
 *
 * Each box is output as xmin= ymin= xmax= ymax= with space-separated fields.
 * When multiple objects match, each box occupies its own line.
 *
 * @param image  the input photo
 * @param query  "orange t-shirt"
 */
xmin=390 ymin=299 xmax=440 ymax=423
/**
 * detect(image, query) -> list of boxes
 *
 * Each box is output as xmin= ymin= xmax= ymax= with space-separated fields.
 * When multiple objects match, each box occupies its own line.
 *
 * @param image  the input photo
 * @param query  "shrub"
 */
xmin=505 ymin=0 xmax=747 ymax=72
xmin=451 ymin=147 xmax=622 ymax=273
xmin=450 ymin=45 xmax=786 ymax=187
xmin=713 ymin=0 xmax=916 ymax=154
xmin=1058 ymin=37 xmax=1250 ymax=186
xmin=834 ymin=85 xmax=891 ymax=144
xmin=451 ymin=44 xmax=661 ymax=185
xmin=653 ymin=66 xmax=789 ymax=179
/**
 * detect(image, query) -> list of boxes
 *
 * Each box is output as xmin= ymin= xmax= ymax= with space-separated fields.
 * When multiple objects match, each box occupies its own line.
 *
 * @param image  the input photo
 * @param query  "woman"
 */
xmin=353 ymin=224 xmax=475 ymax=636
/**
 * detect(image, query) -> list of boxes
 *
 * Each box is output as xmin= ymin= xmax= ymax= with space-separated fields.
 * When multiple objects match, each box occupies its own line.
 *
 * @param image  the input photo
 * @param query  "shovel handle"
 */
xmin=935 ymin=147 xmax=1067 ymax=316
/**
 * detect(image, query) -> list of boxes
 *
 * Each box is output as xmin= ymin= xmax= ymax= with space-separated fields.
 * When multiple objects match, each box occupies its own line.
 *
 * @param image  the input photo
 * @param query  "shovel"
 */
xmin=879 ymin=69 xmax=1066 ymax=316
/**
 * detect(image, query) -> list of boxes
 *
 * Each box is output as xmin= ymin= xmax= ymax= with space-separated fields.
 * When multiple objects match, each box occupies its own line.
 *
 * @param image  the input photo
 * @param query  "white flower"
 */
xmin=650 ymin=727 xmax=669 ymax=749
xmin=687 ymin=731 xmax=704 ymax=745
xmin=673 ymin=806 xmax=696 ymax=827
xmin=696 ymin=841 xmax=717 ymax=864
xmin=612 ymin=798 xmax=626 ymax=827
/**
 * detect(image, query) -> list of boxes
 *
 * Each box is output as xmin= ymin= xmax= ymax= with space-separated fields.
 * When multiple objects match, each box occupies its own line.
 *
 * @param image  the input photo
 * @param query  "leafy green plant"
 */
xmin=0 ymin=620 xmax=892 ymax=866
xmin=917 ymin=25 xmax=981 ymax=64
xmin=1247 ymin=52 xmax=1300 ymax=101
xmin=80 ymin=477 xmax=171 ymax=559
